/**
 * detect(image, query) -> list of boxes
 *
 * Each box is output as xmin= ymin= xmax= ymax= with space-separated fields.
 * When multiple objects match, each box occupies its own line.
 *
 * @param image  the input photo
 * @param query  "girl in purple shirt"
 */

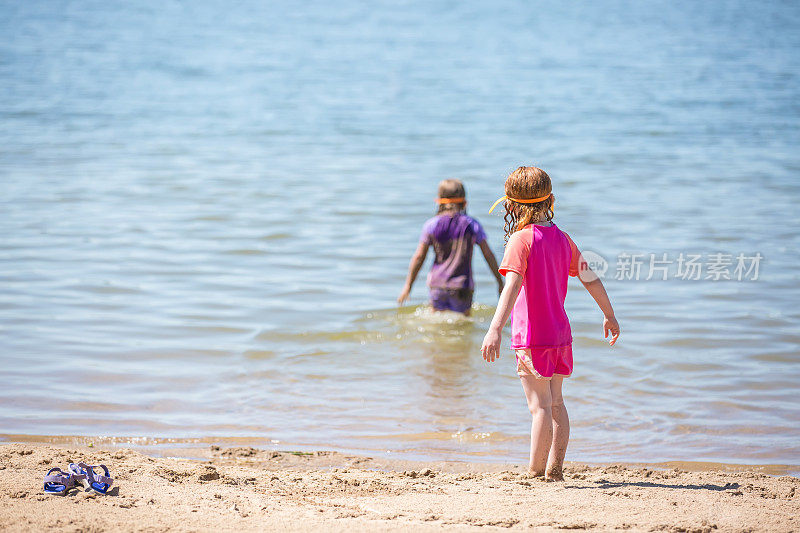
xmin=398 ymin=179 xmax=504 ymax=315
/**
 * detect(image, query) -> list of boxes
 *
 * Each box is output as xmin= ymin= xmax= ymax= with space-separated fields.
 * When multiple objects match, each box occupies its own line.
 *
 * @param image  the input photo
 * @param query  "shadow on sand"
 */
xmin=568 ymin=480 xmax=739 ymax=491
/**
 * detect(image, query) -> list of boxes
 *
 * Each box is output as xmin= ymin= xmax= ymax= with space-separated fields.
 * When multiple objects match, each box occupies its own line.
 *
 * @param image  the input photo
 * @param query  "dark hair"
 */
xmin=436 ymin=179 xmax=467 ymax=215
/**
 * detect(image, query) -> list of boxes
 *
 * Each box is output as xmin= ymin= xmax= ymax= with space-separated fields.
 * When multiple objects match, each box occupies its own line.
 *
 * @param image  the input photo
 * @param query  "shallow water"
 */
xmin=1 ymin=0 xmax=799 ymax=467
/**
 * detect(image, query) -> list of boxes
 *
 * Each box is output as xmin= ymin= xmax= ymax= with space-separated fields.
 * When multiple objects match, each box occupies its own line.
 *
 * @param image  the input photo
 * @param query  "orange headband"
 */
xmin=436 ymin=197 xmax=466 ymax=204
xmin=488 ymin=193 xmax=552 ymax=214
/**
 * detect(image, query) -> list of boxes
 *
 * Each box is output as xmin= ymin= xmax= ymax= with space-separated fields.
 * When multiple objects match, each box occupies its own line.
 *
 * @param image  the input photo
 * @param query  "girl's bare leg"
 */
xmin=545 ymin=376 xmax=569 ymax=481
xmin=520 ymin=376 xmax=553 ymax=476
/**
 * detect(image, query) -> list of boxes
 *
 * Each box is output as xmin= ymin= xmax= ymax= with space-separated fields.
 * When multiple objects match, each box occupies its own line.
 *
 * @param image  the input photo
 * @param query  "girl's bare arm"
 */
xmin=398 ymin=241 xmax=429 ymax=304
xmin=478 ymin=240 xmax=504 ymax=295
xmin=579 ymin=275 xmax=620 ymax=345
xmin=480 ymin=271 xmax=523 ymax=362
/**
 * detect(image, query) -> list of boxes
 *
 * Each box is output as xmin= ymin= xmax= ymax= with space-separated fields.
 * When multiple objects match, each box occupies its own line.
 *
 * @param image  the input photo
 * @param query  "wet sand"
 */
xmin=1 ymin=443 xmax=798 ymax=532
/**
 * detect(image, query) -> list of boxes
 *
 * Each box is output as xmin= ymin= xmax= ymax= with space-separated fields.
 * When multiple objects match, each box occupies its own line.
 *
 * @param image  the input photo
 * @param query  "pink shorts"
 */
xmin=515 ymin=347 xmax=573 ymax=380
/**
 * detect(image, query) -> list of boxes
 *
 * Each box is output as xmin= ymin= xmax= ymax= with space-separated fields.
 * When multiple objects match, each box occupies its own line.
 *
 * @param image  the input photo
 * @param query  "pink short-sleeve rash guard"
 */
xmin=498 ymin=224 xmax=582 ymax=376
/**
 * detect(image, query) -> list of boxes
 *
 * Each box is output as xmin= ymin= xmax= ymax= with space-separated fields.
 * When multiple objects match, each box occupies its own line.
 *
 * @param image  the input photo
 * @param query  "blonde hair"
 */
xmin=502 ymin=166 xmax=554 ymax=242
xmin=437 ymin=179 xmax=467 ymax=215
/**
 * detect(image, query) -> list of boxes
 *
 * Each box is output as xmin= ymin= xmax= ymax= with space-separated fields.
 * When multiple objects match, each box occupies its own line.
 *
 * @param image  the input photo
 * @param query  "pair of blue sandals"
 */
xmin=43 ymin=462 xmax=114 ymax=495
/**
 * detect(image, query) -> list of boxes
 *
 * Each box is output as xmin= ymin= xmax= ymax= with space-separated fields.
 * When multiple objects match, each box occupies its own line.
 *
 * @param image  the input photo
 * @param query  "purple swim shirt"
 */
xmin=419 ymin=212 xmax=487 ymax=290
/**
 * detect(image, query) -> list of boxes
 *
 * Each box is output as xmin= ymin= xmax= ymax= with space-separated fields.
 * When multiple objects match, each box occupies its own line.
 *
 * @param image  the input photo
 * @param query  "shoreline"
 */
xmin=1 ymin=441 xmax=798 ymax=531
xmin=2 ymin=433 xmax=797 ymax=477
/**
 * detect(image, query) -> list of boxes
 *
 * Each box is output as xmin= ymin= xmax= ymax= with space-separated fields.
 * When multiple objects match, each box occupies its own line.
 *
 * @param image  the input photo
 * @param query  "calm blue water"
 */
xmin=1 ymin=0 xmax=799 ymax=467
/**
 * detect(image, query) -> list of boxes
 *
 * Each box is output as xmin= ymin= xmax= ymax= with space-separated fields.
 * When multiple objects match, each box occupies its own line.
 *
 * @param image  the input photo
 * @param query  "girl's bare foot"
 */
xmin=524 ymin=470 xmax=546 ymax=479
xmin=545 ymin=469 xmax=564 ymax=482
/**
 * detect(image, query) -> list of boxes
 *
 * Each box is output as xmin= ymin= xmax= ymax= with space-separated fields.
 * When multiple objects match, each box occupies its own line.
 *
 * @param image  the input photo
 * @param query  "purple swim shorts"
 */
xmin=429 ymin=287 xmax=474 ymax=314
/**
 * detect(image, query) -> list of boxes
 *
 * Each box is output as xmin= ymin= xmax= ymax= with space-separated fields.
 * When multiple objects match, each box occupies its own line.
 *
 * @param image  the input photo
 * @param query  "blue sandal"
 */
xmin=43 ymin=468 xmax=78 ymax=495
xmin=69 ymin=462 xmax=113 ymax=494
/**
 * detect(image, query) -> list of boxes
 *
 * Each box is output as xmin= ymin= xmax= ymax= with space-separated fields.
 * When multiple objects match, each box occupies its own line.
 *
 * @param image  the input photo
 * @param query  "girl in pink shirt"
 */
xmin=481 ymin=166 xmax=620 ymax=481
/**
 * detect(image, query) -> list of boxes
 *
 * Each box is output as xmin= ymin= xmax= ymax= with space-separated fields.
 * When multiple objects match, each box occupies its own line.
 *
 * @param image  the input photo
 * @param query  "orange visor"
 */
xmin=436 ymin=197 xmax=466 ymax=204
xmin=488 ymin=193 xmax=552 ymax=214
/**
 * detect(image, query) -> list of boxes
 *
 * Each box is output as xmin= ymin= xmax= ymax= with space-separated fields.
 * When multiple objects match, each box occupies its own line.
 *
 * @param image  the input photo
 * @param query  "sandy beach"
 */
xmin=1 ymin=442 xmax=797 ymax=532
